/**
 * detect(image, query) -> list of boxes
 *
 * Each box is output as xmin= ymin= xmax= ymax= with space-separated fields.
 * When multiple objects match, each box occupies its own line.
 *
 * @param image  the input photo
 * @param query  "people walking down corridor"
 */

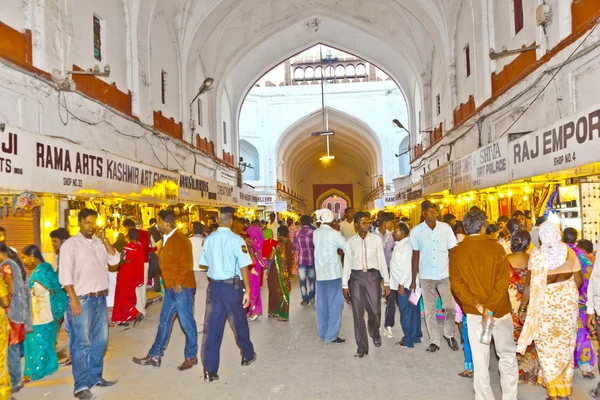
xmin=293 ymin=215 xmax=316 ymax=306
xmin=563 ymin=227 xmax=596 ymax=379
xmin=246 ymin=220 xmax=265 ymax=321
xmin=133 ymin=210 xmax=198 ymax=372
xmin=450 ymin=211 xmax=518 ymax=400
xmin=313 ymin=209 xmax=346 ymax=344
xmin=343 ymin=212 xmax=390 ymax=358
xmin=0 ymin=243 xmax=31 ymax=394
xmin=389 ymin=222 xmax=422 ymax=348
xmin=268 ymin=226 xmax=292 ymax=321
xmin=410 ymin=200 xmax=458 ymax=353
xmin=112 ymin=229 xmax=145 ymax=326
xmin=518 ymin=221 xmax=582 ymax=400
xmin=21 ymin=245 xmax=67 ymax=383
xmin=59 ymin=208 xmax=120 ymax=400
xmin=199 ymin=207 xmax=256 ymax=382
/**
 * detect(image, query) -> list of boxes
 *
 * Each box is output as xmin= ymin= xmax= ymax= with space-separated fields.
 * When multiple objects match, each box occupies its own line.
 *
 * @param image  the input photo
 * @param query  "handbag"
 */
xmin=148 ymin=252 xmax=161 ymax=279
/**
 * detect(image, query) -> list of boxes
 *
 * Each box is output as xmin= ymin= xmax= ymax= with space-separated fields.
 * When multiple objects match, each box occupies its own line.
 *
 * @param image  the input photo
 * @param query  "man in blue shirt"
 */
xmin=199 ymin=207 xmax=257 ymax=382
xmin=410 ymin=200 xmax=458 ymax=353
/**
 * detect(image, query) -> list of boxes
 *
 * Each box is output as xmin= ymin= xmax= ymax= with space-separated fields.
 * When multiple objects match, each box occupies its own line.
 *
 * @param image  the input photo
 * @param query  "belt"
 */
xmin=208 ymin=277 xmax=235 ymax=284
xmin=85 ymin=290 xmax=108 ymax=297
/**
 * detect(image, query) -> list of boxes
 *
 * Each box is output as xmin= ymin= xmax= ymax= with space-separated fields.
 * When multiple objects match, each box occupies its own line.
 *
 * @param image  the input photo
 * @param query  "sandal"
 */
xmin=583 ymin=372 xmax=596 ymax=380
xmin=458 ymin=370 xmax=473 ymax=378
xmin=133 ymin=313 xmax=144 ymax=328
xmin=589 ymin=389 xmax=600 ymax=400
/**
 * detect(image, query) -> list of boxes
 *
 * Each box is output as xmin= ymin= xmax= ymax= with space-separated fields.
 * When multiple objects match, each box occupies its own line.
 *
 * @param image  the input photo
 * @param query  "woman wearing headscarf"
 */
xmin=267 ymin=226 xmax=292 ymax=321
xmin=563 ymin=227 xmax=596 ymax=379
xmin=246 ymin=220 xmax=266 ymax=321
xmin=21 ymin=245 xmax=67 ymax=382
xmin=517 ymin=221 xmax=583 ymax=400
xmin=0 ymin=243 xmax=31 ymax=394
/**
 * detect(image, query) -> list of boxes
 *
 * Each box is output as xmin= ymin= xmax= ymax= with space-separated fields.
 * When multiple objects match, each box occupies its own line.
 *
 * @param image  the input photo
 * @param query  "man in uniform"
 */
xmin=200 ymin=207 xmax=257 ymax=382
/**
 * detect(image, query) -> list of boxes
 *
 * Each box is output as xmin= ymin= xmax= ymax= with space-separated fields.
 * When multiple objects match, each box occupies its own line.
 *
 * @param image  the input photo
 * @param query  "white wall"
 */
xmin=71 ymin=0 xmax=128 ymax=91
xmin=454 ymin=2 xmax=476 ymax=106
xmin=150 ymin=14 xmax=180 ymax=120
xmin=2 ymin=1 xmax=27 ymax=32
xmin=493 ymin=0 xmax=538 ymax=73
xmin=220 ymin=87 xmax=232 ymax=154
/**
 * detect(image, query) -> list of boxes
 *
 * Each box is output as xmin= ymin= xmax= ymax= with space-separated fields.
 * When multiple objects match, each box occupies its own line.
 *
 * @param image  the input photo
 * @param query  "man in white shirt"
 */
xmin=374 ymin=212 xmax=396 ymax=339
xmin=313 ymin=209 xmax=347 ymax=344
xmin=190 ymin=222 xmax=206 ymax=311
xmin=339 ymin=207 xmax=356 ymax=240
xmin=390 ymin=222 xmax=422 ymax=348
xmin=343 ymin=212 xmax=390 ymax=358
xmin=410 ymin=200 xmax=458 ymax=353
xmin=267 ymin=212 xmax=280 ymax=234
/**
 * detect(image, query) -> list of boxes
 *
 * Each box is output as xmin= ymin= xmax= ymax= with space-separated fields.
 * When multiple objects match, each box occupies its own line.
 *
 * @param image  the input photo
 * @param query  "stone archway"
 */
xmin=314 ymin=186 xmax=353 ymax=212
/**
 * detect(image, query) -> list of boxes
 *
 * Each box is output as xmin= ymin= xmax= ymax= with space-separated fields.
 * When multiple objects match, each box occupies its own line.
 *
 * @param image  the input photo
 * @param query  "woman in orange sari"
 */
xmin=518 ymin=222 xmax=582 ymax=400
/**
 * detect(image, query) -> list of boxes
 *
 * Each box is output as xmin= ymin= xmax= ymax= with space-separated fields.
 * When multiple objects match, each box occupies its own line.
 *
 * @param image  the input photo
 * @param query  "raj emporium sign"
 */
xmin=509 ymin=103 xmax=600 ymax=180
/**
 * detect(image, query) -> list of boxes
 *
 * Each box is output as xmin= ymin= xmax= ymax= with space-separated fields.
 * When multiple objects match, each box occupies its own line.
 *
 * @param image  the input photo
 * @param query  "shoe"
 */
xmin=395 ymin=340 xmax=414 ymax=348
xmin=300 ymin=301 xmax=308 ymax=306
xmin=309 ymin=299 xmax=315 ymax=305
xmin=132 ymin=355 xmax=161 ymax=367
xmin=133 ymin=313 xmax=144 ymax=328
xmin=445 ymin=336 xmax=459 ymax=351
xmin=426 ymin=344 xmax=440 ymax=353
xmin=414 ymin=339 xmax=422 ymax=344
xmin=331 ymin=337 xmax=346 ymax=343
xmin=203 ymin=370 xmax=220 ymax=382
xmin=248 ymin=314 xmax=259 ymax=322
xmin=373 ymin=336 xmax=382 ymax=347
xmin=241 ymin=353 xmax=257 ymax=366
xmin=117 ymin=322 xmax=130 ymax=326
xmin=95 ymin=378 xmax=117 ymax=388
xmin=277 ymin=317 xmax=289 ymax=322
xmin=354 ymin=351 xmax=368 ymax=358
xmin=12 ymin=382 xmax=24 ymax=393
xmin=177 ymin=357 xmax=198 ymax=371
xmin=74 ymin=389 xmax=95 ymax=400
xmin=60 ymin=358 xmax=72 ymax=366
xmin=383 ymin=326 xmax=394 ymax=339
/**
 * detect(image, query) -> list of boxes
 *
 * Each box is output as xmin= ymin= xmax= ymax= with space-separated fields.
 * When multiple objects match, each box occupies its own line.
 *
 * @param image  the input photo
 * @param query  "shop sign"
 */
xmin=451 ymin=136 xmax=509 ymax=194
xmin=257 ymin=195 xmax=276 ymax=206
xmin=239 ymin=187 xmax=259 ymax=208
xmin=0 ymin=126 xmax=178 ymax=202
xmin=395 ymin=190 xmax=407 ymax=205
xmin=178 ymin=170 xmax=237 ymax=206
xmin=406 ymin=182 xmax=423 ymax=203
xmin=384 ymin=195 xmax=397 ymax=206
xmin=422 ymin=164 xmax=451 ymax=196
xmin=509 ymin=104 xmax=600 ymax=180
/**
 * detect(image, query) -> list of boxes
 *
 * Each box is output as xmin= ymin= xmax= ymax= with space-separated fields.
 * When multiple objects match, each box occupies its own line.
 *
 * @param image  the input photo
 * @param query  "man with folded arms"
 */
xmin=450 ymin=211 xmax=518 ymax=400
xmin=133 ymin=209 xmax=198 ymax=372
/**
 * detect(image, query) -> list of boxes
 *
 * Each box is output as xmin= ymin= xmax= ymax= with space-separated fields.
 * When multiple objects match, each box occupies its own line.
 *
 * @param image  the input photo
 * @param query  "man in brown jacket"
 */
xmin=132 ymin=209 xmax=198 ymax=371
xmin=449 ymin=211 xmax=518 ymax=399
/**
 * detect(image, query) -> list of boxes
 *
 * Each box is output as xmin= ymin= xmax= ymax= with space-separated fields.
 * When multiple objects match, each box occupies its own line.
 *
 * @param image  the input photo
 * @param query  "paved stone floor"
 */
xmin=20 ymin=276 xmax=598 ymax=399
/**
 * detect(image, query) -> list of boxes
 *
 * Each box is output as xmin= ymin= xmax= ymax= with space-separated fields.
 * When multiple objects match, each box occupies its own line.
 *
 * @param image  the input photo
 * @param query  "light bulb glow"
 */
xmin=319 ymin=155 xmax=335 ymax=162
xmin=499 ymin=193 xmax=505 ymax=199
xmin=44 ymin=221 xmax=52 ymax=229
xmin=489 ymin=195 xmax=494 ymax=201
xmin=96 ymin=218 xmax=104 ymax=227
xmin=523 ymin=194 xmax=528 ymax=201
xmin=524 ymin=185 xmax=530 ymax=194
xmin=507 ymin=189 xmax=513 ymax=197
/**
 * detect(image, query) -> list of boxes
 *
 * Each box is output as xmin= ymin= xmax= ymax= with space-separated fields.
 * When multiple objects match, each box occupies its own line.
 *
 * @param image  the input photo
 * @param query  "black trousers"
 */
xmin=384 ymin=289 xmax=397 ymax=328
xmin=349 ymin=269 xmax=382 ymax=354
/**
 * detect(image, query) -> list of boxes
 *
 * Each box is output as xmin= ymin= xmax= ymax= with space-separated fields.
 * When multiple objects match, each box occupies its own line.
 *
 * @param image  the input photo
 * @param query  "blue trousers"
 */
xmin=316 ymin=278 xmax=344 ymax=342
xmin=8 ymin=343 xmax=22 ymax=390
xmin=149 ymin=287 xmax=198 ymax=359
xmin=66 ymin=294 xmax=108 ymax=394
xmin=201 ymin=282 xmax=254 ymax=373
xmin=462 ymin=314 xmax=473 ymax=370
xmin=298 ymin=265 xmax=316 ymax=304
xmin=397 ymin=289 xmax=422 ymax=347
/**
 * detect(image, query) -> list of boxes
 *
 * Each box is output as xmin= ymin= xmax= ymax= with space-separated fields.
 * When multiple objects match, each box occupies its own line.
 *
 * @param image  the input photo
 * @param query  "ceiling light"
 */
xmin=319 ymin=155 xmax=335 ymax=162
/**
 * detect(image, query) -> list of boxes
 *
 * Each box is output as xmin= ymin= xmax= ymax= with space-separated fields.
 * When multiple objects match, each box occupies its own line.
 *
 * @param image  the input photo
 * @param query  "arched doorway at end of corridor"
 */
xmin=321 ymin=196 xmax=348 ymax=220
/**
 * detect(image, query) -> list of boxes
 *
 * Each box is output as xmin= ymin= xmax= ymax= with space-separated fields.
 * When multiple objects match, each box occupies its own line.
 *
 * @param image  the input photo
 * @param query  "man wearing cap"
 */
xmin=132 ymin=209 xmax=198 ymax=371
xmin=199 ymin=207 xmax=256 ymax=382
xmin=313 ymin=209 xmax=347 ymax=344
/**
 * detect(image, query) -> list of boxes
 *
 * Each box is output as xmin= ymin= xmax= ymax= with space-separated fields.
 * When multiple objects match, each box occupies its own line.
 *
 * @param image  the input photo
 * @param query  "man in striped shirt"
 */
xmin=293 ymin=215 xmax=316 ymax=305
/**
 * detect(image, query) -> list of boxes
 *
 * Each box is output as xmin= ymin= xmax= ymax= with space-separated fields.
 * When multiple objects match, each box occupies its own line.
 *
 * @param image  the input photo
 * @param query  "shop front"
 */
xmin=422 ymin=163 xmax=452 ymax=217
xmin=508 ymin=103 xmax=600 ymax=242
xmin=394 ymin=181 xmax=424 ymax=227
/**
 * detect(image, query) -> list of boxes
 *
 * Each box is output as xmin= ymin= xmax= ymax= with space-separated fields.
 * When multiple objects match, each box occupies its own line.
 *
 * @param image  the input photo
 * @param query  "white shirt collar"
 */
xmin=163 ymin=228 xmax=177 ymax=241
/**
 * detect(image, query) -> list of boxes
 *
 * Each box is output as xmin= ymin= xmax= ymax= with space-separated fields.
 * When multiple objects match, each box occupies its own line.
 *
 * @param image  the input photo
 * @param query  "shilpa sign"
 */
xmin=510 ymin=104 xmax=600 ymax=180
xmin=451 ymin=136 xmax=508 ymax=194
xmin=422 ymin=164 xmax=451 ymax=196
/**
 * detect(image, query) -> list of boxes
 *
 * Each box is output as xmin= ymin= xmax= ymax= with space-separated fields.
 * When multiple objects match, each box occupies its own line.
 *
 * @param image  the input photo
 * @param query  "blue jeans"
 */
xmin=66 ymin=294 xmax=108 ymax=394
xmin=397 ymin=289 xmax=422 ymax=347
xmin=462 ymin=314 xmax=473 ymax=370
xmin=298 ymin=265 xmax=316 ymax=303
xmin=201 ymin=282 xmax=254 ymax=373
xmin=149 ymin=287 xmax=198 ymax=359
xmin=316 ymin=278 xmax=344 ymax=342
xmin=8 ymin=343 xmax=22 ymax=390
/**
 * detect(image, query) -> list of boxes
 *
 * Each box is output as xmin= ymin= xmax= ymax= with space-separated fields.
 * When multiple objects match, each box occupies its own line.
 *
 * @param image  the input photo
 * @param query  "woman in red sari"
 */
xmin=112 ymin=229 xmax=145 ymax=326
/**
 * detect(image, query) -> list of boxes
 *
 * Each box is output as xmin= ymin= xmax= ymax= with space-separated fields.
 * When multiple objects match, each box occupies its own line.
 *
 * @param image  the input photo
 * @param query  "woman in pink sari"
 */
xmin=247 ymin=221 xmax=266 ymax=321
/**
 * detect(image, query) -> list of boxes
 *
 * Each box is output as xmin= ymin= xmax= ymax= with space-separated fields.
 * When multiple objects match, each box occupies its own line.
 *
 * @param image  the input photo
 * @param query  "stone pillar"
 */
xmin=284 ymin=59 xmax=291 ymax=86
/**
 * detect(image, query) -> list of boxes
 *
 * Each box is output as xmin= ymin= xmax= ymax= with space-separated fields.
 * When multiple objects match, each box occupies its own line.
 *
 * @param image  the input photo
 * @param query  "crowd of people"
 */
xmin=0 ymin=201 xmax=599 ymax=399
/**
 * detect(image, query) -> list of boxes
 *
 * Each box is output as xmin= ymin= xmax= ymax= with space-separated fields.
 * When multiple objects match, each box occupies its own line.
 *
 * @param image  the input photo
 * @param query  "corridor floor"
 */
xmin=23 ymin=276 xmax=597 ymax=400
